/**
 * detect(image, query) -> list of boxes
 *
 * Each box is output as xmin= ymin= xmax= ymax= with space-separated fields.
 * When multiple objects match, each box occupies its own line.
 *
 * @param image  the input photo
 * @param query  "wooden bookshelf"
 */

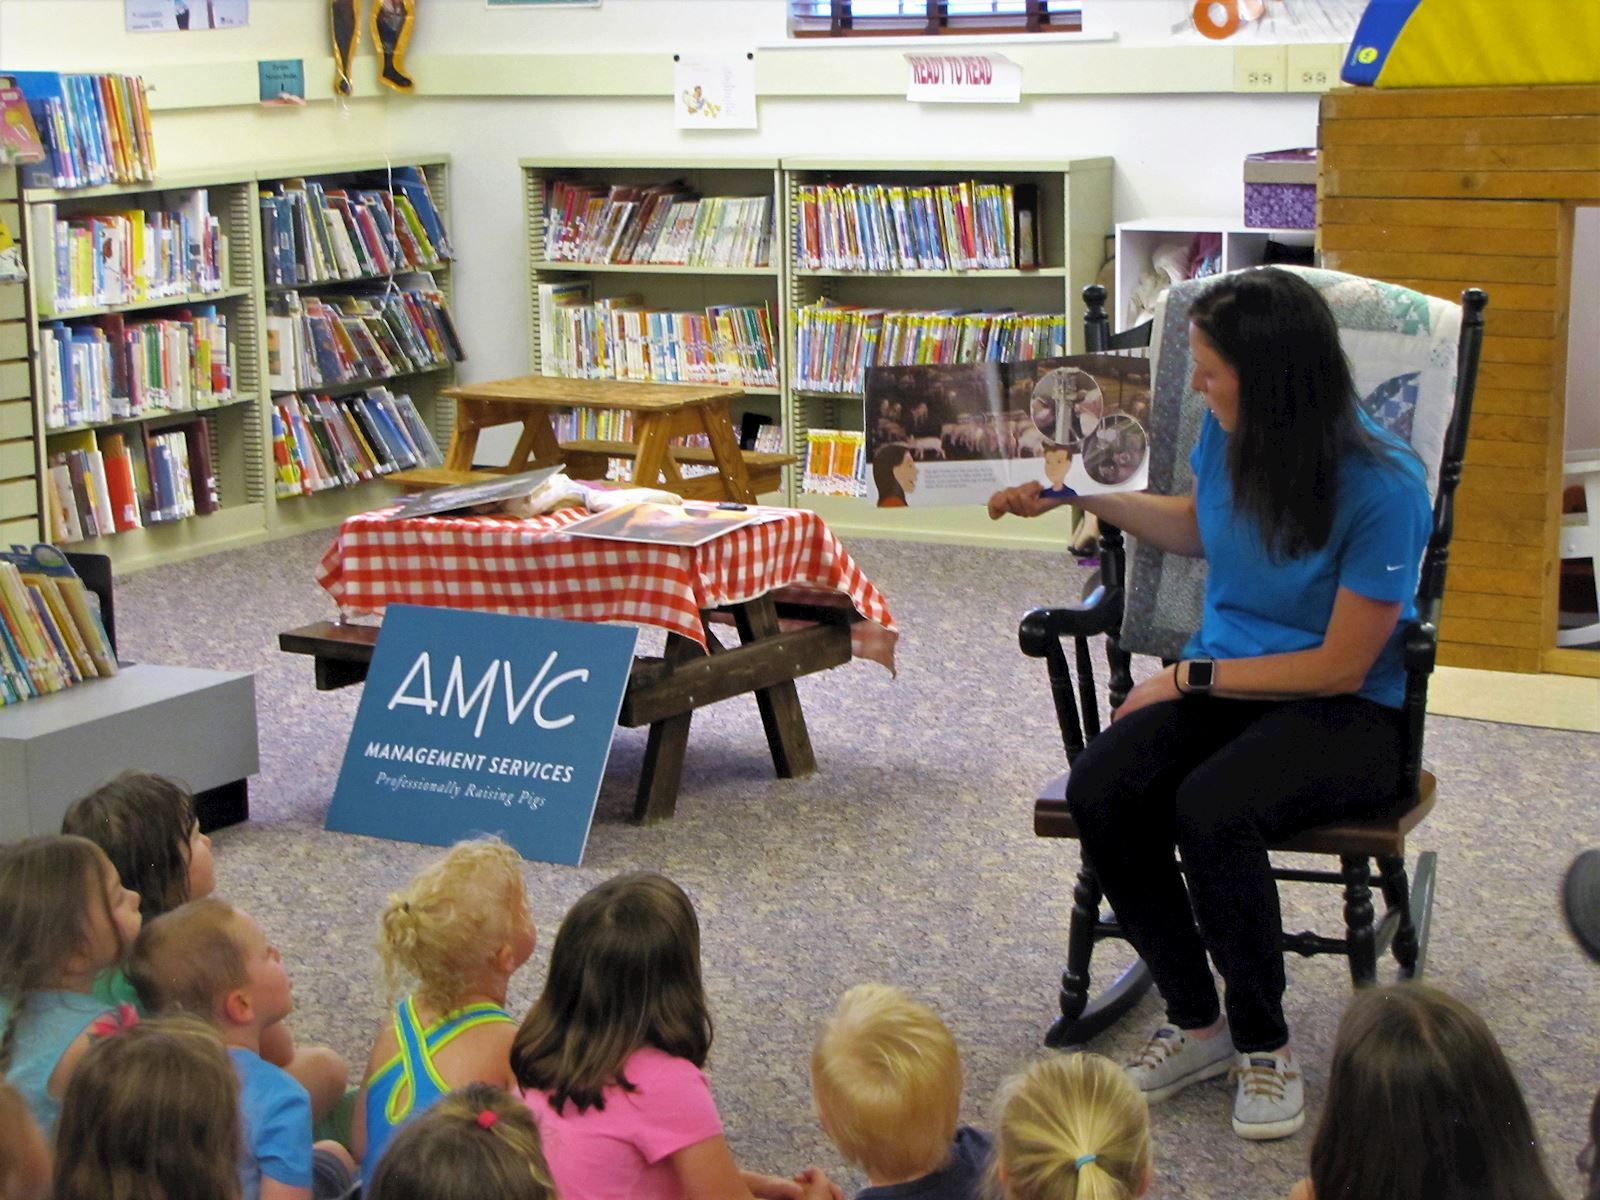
xmin=10 ymin=155 xmax=455 ymax=569
xmin=522 ymin=157 xmax=787 ymax=496
xmin=781 ymin=156 xmax=1112 ymax=549
xmin=0 ymin=166 xmax=40 ymax=547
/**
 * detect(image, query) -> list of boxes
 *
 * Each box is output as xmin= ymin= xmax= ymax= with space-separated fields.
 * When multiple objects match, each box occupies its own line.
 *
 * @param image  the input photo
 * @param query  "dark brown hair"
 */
xmin=63 ymin=771 xmax=198 ymax=920
xmin=1188 ymin=267 xmax=1407 ymax=562
xmin=1309 ymin=982 xmax=1564 ymax=1200
xmin=872 ymin=444 xmax=913 ymax=502
xmin=53 ymin=1014 xmax=241 ymax=1200
xmin=127 ymin=898 xmax=248 ymax=1020
xmin=367 ymin=1083 xmax=555 ymax=1200
xmin=511 ymin=871 xmax=711 ymax=1114
xmin=0 ymin=836 xmax=119 ymax=1074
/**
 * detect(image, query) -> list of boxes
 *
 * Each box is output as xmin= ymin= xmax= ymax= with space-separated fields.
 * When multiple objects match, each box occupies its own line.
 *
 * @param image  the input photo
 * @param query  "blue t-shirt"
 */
xmin=1183 ymin=408 xmax=1431 ymax=709
xmin=855 ymin=1127 xmax=992 ymax=1200
xmin=231 ymin=1047 xmax=313 ymax=1200
xmin=0 ymin=991 xmax=114 ymax=1133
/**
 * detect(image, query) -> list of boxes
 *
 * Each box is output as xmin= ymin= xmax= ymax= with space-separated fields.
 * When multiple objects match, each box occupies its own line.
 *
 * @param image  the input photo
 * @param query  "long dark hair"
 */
xmin=1309 ymin=982 xmax=1564 ymax=1200
xmin=872 ymin=444 xmax=911 ymax=502
xmin=511 ymin=872 xmax=711 ymax=1114
xmin=63 ymin=771 xmax=198 ymax=920
xmin=1189 ymin=268 xmax=1385 ymax=561
xmin=0 ymin=836 xmax=119 ymax=1074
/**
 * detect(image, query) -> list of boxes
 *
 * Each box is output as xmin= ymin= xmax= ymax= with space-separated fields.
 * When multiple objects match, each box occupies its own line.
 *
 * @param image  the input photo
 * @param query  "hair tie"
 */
xmin=476 ymin=1109 xmax=499 ymax=1130
xmin=88 ymin=1004 xmax=140 ymax=1039
xmin=1074 ymin=1154 xmax=1097 ymax=1170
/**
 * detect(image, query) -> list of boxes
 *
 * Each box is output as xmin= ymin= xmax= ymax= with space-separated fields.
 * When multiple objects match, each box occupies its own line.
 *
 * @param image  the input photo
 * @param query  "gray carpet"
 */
xmin=112 ymin=529 xmax=1598 ymax=1200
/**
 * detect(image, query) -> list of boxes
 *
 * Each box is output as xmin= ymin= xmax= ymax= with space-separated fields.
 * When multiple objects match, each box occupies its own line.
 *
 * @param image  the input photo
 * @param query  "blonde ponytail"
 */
xmin=995 ymin=1054 xmax=1150 ymax=1200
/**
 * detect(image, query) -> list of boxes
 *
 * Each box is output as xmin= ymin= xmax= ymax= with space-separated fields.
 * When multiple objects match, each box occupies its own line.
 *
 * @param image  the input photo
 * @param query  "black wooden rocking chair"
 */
xmin=1022 ymin=270 xmax=1488 ymax=1048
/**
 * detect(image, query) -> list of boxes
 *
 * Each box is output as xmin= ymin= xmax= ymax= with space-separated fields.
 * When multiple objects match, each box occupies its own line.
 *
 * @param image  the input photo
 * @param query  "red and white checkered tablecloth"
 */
xmin=317 ymin=505 xmax=898 ymax=670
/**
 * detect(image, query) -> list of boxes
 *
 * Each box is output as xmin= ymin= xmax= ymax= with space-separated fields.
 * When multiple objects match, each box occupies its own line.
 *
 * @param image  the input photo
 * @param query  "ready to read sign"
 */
xmin=904 ymin=52 xmax=1022 ymax=104
xmin=326 ymin=606 xmax=637 ymax=866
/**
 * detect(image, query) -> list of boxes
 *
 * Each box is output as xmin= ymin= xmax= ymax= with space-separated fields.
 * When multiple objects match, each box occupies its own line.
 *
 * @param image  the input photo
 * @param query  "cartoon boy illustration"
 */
xmin=1040 ymin=442 xmax=1077 ymax=499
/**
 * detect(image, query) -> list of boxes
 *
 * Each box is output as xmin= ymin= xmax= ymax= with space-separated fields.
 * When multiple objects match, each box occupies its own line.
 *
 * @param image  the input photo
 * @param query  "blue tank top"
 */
xmin=0 ymin=991 xmax=114 ymax=1133
xmin=361 ymin=996 xmax=515 ymax=1182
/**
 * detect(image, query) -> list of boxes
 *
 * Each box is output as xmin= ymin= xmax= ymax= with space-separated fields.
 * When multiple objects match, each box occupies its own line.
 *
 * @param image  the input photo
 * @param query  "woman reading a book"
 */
xmin=986 ymin=268 xmax=1432 ymax=1143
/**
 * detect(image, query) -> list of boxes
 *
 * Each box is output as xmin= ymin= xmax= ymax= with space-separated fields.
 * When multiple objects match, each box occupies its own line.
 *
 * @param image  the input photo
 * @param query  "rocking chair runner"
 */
xmin=1022 ymin=271 xmax=1487 ymax=1049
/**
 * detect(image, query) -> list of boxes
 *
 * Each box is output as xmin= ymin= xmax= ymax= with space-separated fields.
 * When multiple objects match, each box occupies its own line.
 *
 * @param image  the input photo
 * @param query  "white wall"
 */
xmin=1 ymin=0 xmax=1323 ymax=386
xmin=1567 ymin=208 xmax=1599 ymax=453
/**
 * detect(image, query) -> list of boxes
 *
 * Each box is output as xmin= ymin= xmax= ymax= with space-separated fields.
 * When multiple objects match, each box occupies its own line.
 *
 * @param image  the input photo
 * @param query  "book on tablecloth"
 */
xmin=558 ymin=501 xmax=763 ymax=548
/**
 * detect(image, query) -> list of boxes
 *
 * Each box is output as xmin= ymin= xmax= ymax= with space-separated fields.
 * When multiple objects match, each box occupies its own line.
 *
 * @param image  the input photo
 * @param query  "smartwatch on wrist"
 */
xmin=1181 ymin=657 xmax=1216 ymax=695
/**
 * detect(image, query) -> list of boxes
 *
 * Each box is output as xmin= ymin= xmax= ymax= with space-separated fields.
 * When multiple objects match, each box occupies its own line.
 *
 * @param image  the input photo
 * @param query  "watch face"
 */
xmin=1188 ymin=660 xmax=1215 ymax=690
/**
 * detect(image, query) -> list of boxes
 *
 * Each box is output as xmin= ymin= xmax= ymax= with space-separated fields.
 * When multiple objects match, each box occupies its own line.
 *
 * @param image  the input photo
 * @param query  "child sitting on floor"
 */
xmin=366 ymin=1083 xmax=555 ymax=1200
xmin=63 ymin=770 xmax=348 ymax=1124
xmin=52 ymin=1015 xmax=241 ymax=1200
xmin=514 ymin=870 xmax=839 ymax=1200
xmin=811 ymin=982 xmax=991 ymax=1200
xmin=1290 ymin=982 xmax=1563 ymax=1200
xmin=129 ymin=897 xmax=356 ymax=1200
xmin=353 ymin=837 xmax=535 ymax=1182
xmin=995 ymin=1053 xmax=1152 ymax=1200
xmin=0 ymin=835 xmax=141 ymax=1135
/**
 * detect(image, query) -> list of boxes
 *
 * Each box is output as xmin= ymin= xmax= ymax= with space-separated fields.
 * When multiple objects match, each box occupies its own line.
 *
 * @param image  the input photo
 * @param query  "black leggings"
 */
xmin=1065 ymin=694 xmax=1406 ymax=1052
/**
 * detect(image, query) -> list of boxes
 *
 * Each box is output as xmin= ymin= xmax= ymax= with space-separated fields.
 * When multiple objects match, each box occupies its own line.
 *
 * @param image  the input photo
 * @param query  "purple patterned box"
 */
xmin=1243 ymin=148 xmax=1317 ymax=229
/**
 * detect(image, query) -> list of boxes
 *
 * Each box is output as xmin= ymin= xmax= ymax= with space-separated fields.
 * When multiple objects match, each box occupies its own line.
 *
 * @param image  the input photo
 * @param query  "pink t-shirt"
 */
xmin=521 ymin=1046 xmax=724 ymax=1200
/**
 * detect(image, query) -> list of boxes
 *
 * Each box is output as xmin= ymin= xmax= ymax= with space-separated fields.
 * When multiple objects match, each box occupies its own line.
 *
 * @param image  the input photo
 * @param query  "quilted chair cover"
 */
xmin=1120 ymin=266 xmax=1463 ymax=662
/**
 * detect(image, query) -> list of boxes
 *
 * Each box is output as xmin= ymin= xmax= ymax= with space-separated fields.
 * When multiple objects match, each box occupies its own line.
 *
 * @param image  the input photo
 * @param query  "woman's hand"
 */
xmin=988 ymin=480 xmax=1070 ymax=520
xmin=1112 ymin=665 xmax=1182 ymax=723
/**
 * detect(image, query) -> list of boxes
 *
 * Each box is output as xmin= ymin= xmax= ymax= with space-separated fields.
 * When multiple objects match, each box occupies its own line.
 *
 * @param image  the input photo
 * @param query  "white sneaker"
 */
xmin=1231 ymin=1050 xmax=1305 ymax=1140
xmin=1124 ymin=1022 xmax=1234 ymax=1104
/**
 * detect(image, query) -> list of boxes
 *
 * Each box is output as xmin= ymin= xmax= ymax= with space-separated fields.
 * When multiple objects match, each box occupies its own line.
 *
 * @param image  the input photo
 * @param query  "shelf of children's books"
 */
xmin=274 ymin=472 xmax=407 ymax=502
xmin=53 ymin=502 xmax=267 ymax=564
xmin=271 ymin=361 xmax=452 ymax=399
xmin=793 ymin=267 xmax=1067 ymax=279
xmin=530 ymin=260 xmax=780 ymax=278
xmin=40 ymin=285 xmax=253 ymax=322
xmin=43 ymin=393 xmax=257 ymax=438
xmin=264 ymin=264 xmax=450 ymax=294
xmin=22 ymin=168 xmax=258 ymax=204
xmin=793 ymin=387 xmax=866 ymax=402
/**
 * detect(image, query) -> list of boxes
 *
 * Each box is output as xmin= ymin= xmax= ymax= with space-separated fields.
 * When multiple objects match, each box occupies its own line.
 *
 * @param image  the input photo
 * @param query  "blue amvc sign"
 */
xmin=327 ymin=605 xmax=638 ymax=866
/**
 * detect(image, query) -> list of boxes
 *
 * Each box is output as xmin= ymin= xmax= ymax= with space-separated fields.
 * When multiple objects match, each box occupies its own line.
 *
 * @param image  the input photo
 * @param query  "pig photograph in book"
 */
xmin=865 ymin=354 xmax=1151 ymax=508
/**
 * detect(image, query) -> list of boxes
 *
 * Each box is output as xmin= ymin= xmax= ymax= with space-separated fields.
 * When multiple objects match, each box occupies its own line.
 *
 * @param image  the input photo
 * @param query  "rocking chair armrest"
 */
xmin=1018 ymin=586 xmax=1124 ymax=658
xmin=1401 ymin=619 xmax=1438 ymax=675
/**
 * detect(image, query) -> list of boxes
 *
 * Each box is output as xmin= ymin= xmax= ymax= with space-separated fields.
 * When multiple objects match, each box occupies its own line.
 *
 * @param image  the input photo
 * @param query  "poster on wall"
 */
xmin=673 ymin=54 xmax=757 ymax=130
xmin=127 ymin=0 xmax=249 ymax=32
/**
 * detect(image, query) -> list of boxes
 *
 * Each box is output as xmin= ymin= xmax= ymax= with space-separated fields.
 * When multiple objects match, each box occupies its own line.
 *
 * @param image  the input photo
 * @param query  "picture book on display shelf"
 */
xmin=0 ymin=543 xmax=119 ymax=707
xmin=864 ymin=354 xmax=1151 ymax=509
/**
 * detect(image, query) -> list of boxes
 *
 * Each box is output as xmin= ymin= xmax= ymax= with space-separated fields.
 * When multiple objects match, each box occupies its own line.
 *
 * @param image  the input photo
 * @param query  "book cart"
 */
xmin=8 ymin=155 xmax=456 ymax=575
xmin=781 ymin=157 xmax=1112 ymax=550
xmin=522 ymin=157 xmax=788 ymax=496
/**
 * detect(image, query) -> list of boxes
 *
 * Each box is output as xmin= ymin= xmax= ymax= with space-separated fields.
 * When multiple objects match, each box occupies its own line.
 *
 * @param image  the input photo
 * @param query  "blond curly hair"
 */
xmin=378 ymin=838 xmax=531 ymax=1012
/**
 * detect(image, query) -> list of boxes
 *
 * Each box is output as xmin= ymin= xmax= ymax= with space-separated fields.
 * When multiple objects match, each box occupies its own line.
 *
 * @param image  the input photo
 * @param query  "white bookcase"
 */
xmin=1114 ymin=216 xmax=1316 ymax=331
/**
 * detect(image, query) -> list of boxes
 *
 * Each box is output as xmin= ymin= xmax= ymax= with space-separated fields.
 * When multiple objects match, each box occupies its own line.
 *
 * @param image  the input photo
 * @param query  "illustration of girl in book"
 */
xmin=873 ymin=444 xmax=918 ymax=508
xmin=332 ymin=0 xmax=416 ymax=96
